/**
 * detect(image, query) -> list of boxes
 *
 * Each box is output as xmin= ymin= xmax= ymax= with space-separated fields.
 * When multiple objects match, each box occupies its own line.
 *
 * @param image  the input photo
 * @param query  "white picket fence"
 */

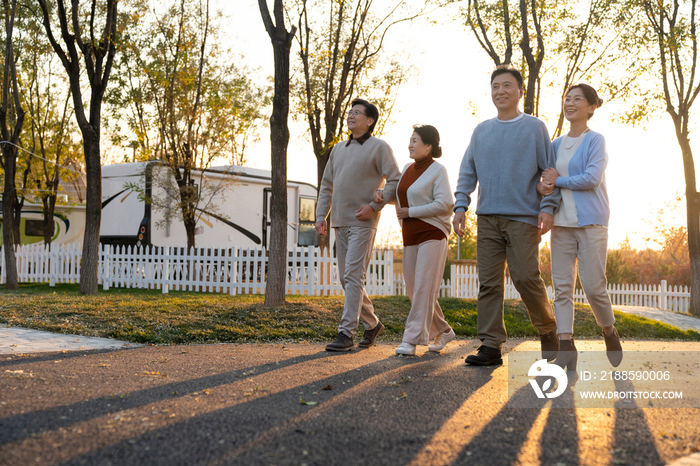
xmin=0 ymin=243 xmax=393 ymax=296
xmin=0 ymin=243 xmax=692 ymax=313
xmin=449 ymin=264 xmax=691 ymax=313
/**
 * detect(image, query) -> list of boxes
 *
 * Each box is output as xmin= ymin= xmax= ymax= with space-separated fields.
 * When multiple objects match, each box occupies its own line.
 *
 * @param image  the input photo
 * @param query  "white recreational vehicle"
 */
xmin=0 ymin=202 xmax=86 ymax=247
xmin=99 ymin=162 xmax=325 ymax=250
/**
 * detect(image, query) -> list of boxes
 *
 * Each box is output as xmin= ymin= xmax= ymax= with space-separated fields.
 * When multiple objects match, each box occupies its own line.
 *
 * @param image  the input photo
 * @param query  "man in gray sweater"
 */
xmin=316 ymin=98 xmax=401 ymax=352
xmin=453 ymin=65 xmax=561 ymax=366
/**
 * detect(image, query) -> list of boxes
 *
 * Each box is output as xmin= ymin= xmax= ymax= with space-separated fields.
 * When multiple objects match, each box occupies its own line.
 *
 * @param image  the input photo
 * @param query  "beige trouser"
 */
xmin=551 ymin=225 xmax=615 ymax=335
xmin=476 ymin=216 xmax=557 ymax=350
xmin=335 ymin=226 xmax=380 ymax=337
xmin=402 ymin=239 xmax=452 ymax=345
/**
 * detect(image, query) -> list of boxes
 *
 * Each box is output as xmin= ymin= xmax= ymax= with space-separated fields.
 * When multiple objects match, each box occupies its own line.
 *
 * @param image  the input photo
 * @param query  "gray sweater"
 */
xmin=316 ymin=136 xmax=401 ymax=229
xmin=454 ymin=114 xmax=560 ymax=227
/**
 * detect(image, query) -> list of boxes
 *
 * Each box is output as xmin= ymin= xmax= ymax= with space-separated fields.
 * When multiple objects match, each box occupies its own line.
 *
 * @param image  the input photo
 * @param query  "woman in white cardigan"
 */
xmin=373 ymin=125 xmax=456 ymax=355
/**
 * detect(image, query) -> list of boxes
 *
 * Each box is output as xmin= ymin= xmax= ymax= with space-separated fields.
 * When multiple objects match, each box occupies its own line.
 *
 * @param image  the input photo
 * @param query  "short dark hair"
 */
xmin=566 ymin=83 xmax=603 ymax=120
xmin=490 ymin=64 xmax=523 ymax=89
xmin=412 ymin=124 xmax=442 ymax=158
xmin=351 ymin=98 xmax=379 ymax=133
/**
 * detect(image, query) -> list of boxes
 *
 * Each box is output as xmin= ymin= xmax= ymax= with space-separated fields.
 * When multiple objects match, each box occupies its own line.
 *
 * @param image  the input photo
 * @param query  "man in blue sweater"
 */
xmin=453 ymin=65 xmax=561 ymax=366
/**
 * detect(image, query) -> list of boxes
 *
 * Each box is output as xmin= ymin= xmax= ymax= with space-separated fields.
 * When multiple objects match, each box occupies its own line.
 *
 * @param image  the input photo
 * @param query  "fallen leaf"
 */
xmin=300 ymin=398 xmax=318 ymax=406
xmin=322 ymin=385 xmax=333 ymax=390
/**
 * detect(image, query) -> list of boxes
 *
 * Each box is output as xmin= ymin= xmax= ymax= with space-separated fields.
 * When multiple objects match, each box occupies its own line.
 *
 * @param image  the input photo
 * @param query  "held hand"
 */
xmin=372 ymin=189 xmax=384 ymax=204
xmin=542 ymin=168 xmax=559 ymax=186
xmin=315 ymin=220 xmax=327 ymax=236
xmin=354 ymin=204 xmax=376 ymax=221
xmin=452 ymin=211 xmax=466 ymax=237
xmin=538 ymin=212 xmax=553 ymax=235
xmin=396 ymin=206 xmax=409 ymax=219
xmin=537 ymin=181 xmax=554 ymax=196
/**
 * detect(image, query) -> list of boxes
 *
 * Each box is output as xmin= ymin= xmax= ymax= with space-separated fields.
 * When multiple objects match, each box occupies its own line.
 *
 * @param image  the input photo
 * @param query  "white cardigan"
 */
xmin=395 ymin=161 xmax=454 ymax=239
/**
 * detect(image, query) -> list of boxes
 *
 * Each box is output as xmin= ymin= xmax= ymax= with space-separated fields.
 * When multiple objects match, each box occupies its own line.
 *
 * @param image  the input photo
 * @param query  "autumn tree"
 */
xmin=294 ymin=0 xmax=432 ymax=252
xmin=463 ymin=0 xmax=546 ymax=114
xmin=36 ymin=0 xmax=119 ymax=295
xmin=259 ymin=0 xmax=296 ymax=306
xmin=0 ymin=0 xmax=26 ymax=289
xmin=637 ymin=0 xmax=700 ymax=314
xmin=17 ymin=8 xmax=82 ymax=246
xmin=106 ymin=0 xmax=268 ymax=249
xmin=463 ymin=0 xmax=643 ymax=133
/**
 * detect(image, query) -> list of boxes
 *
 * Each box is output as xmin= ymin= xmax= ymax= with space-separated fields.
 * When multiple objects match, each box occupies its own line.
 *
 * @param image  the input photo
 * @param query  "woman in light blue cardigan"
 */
xmin=538 ymin=84 xmax=622 ymax=370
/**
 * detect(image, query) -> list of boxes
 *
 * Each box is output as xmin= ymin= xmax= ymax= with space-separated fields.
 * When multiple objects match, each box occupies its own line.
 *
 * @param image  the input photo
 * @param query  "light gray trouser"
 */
xmin=551 ymin=225 xmax=615 ymax=335
xmin=402 ymin=239 xmax=452 ymax=345
xmin=476 ymin=216 xmax=557 ymax=350
xmin=335 ymin=226 xmax=380 ymax=337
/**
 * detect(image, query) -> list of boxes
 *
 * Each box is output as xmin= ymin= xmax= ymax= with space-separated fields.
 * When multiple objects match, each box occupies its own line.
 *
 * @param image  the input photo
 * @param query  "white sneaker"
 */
xmin=395 ymin=342 xmax=416 ymax=355
xmin=428 ymin=328 xmax=455 ymax=352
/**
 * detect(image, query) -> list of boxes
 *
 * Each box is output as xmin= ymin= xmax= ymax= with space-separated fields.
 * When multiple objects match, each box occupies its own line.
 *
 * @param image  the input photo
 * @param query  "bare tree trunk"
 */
xmin=265 ymin=37 xmax=293 ymax=306
xmin=42 ymin=194 xmax=57 ymax=245
xmin=677 ymin=137 xmax=700 ymax=315
xmin=259 ymin=0 xmax=296 ymax=306
xmin=1 ymin=0 xmax=25 ymax=290
xmin=80 ymin=132 xmax=102 ymax=294
xmin=12 ymin=194 xmax=23 ymax=245
xmin=37 ymin=0 xmax=118 ymax=295
xmin=687 ymin=196 xmax=700 ymax=315
xmin=2 ymin=152 xmax=18 ymax=289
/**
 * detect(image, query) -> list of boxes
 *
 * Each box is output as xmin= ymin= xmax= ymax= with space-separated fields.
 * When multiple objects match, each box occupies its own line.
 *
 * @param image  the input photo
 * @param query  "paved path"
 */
xmin=1 ymin=340 xmax=699 ymax=466
xmin=2 ymin=307 xmax=700 ymax=465
xmin=613 ymin=306 xmax=700 ymax=332
xmin=0 ymin=324 xmax=142 ymax=354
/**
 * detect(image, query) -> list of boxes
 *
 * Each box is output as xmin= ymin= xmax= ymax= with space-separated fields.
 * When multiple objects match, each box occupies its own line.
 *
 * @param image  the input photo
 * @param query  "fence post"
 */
xmin=660 ymin=279 xmax=668 ymax=310
xmin=450 ymin=264 xmax=456 ymax=298
xmin=102 ymin=244 xmax=110 ymax=291
xmin=386 ymin=249 xmax=394 ymax=296
xmin=162 ymin=247 xmax=170 ymax=294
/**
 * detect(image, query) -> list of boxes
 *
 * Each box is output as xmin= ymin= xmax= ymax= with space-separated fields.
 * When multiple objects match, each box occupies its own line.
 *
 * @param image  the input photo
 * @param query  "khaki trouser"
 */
xmin=335 ymin=226 xmax=380 ymax=337
xmin=402 ymin=239 xmax=452 ymax=345
xmin=476 ymin=216 xmax=556 ymax=350
xmin=551 ymin=225 xmax=615 ymax=335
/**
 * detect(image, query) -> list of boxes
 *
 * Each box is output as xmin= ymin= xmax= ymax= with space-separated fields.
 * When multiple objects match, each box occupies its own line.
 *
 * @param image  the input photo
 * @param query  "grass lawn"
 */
xmin=1 ymin=283 xmax=699 ymax=345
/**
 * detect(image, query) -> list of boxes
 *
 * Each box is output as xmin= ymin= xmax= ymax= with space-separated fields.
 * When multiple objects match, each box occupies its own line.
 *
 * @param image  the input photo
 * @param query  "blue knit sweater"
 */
xmin=454 ymin=114 xmax=560 ymax=227
xmin=552 ymin=130 xmax=610 ymax=226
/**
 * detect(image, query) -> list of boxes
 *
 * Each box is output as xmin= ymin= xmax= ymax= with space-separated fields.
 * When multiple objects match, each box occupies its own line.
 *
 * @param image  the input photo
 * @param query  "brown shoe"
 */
xmin=604 ymin=327 xmax=623 ymax=367
xmin=358 ymin=322 xmax=384 ymax=348
xmin=465 ymin=345 xmax=503 ymax=366
xmin=540 ymin=328 xmax=559 ymax=362
xmin=325 ymin=332 xmax=354 ymax=352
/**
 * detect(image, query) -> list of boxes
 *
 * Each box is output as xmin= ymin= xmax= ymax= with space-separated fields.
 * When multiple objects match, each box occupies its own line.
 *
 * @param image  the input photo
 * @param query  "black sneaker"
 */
xmin=540 ymin=328 xmax=559 ymax=362
xmin=326 ymin=332 xmax=354 ymax=352
xmin=465 ymin=345 xmax=503 ymax=366
xmin=358 ymin=322 xmax=384 ymax=348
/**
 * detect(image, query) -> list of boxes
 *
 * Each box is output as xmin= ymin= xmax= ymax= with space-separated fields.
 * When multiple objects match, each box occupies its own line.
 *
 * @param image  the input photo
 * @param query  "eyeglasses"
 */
xmin=346 ymin=110 xmax=366 ymax=117
xmin=564 ymin=96 xmax=586 ymax=104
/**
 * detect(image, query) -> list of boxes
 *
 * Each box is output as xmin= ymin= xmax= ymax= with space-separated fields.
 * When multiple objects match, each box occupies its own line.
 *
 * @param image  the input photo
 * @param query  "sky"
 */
xmin=225 ymin=0 xmax=688 ymax=250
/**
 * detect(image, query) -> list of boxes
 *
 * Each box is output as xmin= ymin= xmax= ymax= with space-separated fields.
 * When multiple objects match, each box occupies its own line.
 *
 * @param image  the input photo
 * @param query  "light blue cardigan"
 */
xmin=552 ymin=130 xmax=610 ymax=227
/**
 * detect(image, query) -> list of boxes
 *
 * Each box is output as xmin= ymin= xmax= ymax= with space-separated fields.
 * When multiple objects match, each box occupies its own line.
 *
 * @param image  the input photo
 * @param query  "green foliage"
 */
xmin=107 ymin=0 xmax=270 ymax=167
xmin=104 ymin=0 xmax=271 ymax=248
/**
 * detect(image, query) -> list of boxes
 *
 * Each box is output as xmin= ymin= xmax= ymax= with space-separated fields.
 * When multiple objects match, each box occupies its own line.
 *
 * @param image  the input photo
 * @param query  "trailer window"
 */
xmin=298 ymin=197 xmax=318 ymax=246
xmin=25 ymin=220 xmax=46 ymax=237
